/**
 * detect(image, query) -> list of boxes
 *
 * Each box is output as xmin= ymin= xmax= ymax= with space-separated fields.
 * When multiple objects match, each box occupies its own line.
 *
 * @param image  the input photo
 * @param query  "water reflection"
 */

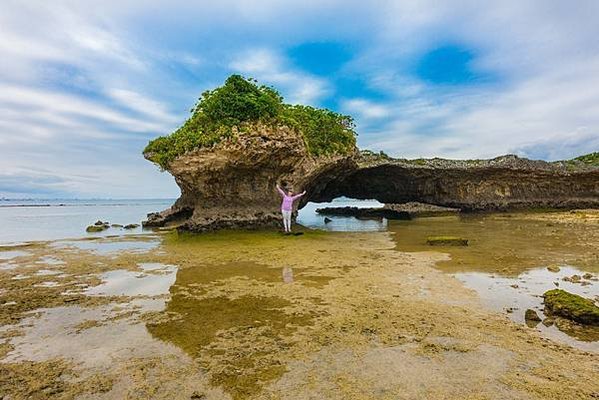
xmin=389 ymin=213 xmax=599 ymax=350
xmin=455 ymin=266 xmax=599 ymax=351
xmin=282 ymin=266 xmax=294 ymax=283
xmin=52 ymin=238 xmax=160 ymax=255
xmin=85 ymin=263 xmax=178 ymax=296
xmin=297 ymin=198 xmax=386 ymax=231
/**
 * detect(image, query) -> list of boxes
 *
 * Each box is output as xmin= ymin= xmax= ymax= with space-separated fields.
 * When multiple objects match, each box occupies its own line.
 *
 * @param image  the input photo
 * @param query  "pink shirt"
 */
xmin=277 ymin=187 xmax=304 ymax=211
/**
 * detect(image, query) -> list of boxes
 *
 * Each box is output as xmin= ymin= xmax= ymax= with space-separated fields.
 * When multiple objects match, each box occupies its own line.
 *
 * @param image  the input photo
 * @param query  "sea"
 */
xmin=0 ymin=198 xmax=384 ymax=245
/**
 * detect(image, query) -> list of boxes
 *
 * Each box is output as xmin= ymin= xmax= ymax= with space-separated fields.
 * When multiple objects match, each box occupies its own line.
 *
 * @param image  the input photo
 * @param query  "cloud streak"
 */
xmin=0 ymin=0 xmax=597 ymax=197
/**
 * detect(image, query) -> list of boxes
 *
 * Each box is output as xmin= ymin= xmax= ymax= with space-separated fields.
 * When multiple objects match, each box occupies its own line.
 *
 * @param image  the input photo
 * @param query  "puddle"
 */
xmin=455 ymin=265 xmax=599 ymax=352
xmin=2 ymin=299 xmax=173 ymax=369
xmin=390 ymin=213 xmax=599 ymax=350
xmin=390 ymin=214 xmax=599 ymax=275
xmin=35 ymin=256 xmax=65 ymax=265
xmin=0 ymin=250 xmax=31 ymax=260
xmin=143 ymin=261 xmax=317 ymax=398
xmin=51 ymin=238 xmax=159 ymax=255
xmin=34 ymin=269 xmax=62 ymax=276
xmin=33 ymin=281 xmax=61 ymax=288
xmin=0 ymin=262 xmax=17 ymax=270
xmin=84 ymin=264 xmax=178 ymax=297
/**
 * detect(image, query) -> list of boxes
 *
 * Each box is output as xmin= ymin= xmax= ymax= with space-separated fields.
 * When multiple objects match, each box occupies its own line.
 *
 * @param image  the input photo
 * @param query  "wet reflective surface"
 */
xmin=85 ymin=263 xmax=178 ymax=297
xmin=389 ymin=213 xmax=599 ymax=350
xmin=297 ymin=198 xmax=386 ymax=232
xmin=51 ymin=237 xmax=160 ymax=255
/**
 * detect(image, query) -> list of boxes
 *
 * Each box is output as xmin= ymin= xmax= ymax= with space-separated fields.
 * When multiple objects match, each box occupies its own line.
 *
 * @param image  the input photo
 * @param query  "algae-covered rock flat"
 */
xmin=544 ymin=289 xmax=599 ymax=325
xmin=0 ymin=210 xmax=598 ymax=399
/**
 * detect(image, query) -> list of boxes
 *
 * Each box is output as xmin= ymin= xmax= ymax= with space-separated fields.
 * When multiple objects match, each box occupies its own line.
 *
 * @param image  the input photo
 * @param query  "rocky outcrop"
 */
xmin=143 ymin=123 xmax=355 ymax=231
xmin=315 ymin=206 xmax=411 ymax=220
xmin=144 ymin=124 xmax=599 ymax=232
xmin=315 ymin=202 xmax=459 ymax=219
xmin=308 ymin=153 xmax=599 ymax=211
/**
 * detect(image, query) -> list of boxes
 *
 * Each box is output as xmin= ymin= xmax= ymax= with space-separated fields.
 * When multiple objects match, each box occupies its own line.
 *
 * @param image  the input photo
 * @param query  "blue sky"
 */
xmin=1 ymin=0 xmax=598 ymax=198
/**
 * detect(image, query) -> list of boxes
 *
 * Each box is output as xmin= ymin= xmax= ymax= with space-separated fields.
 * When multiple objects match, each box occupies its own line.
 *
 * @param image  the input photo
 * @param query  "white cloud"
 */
xmin=1 ymin=0 xmax=598 ymax=197
xmin=230 ymin=49 xmax=329 ymax=105
xmin=342 ymin=99 xmax=392 ymax=119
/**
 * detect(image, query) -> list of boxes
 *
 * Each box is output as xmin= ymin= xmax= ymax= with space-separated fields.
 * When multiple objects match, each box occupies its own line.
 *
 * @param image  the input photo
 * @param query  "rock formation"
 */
xmin=144 ymin=124 xmax=599 ymax=232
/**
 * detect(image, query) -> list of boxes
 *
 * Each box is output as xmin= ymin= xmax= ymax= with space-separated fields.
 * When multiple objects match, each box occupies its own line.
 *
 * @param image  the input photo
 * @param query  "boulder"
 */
xmin=426 ymin=236 xmax=468 ymax=246
xmin=123 ymin=224 xmax=140 ymax=230
xmin=547 ymin=265 xmax=560 ymax=273
xmin=86 ymin=225 xmax=107 ymax=233
xmin=324 ymin=217 xmax=332 ymax=224
xmin=543 ymin=289 xmax=599 ymax=325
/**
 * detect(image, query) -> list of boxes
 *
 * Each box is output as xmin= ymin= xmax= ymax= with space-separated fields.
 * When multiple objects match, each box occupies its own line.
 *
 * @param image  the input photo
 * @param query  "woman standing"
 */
xmin=276 ymin=185 xmax=306 ymax=233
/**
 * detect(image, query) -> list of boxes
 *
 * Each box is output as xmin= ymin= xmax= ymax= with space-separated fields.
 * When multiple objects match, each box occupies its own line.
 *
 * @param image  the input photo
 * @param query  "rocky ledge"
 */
xmin=143 ymin=126 xmax=599 ymax=232
xmin=316 ymin=202 xmax=460 ymax=220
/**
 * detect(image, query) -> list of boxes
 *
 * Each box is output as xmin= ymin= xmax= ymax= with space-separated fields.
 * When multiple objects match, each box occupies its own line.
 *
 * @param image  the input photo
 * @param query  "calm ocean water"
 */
xmin=0 ymin=199 xmax=175 ymax=245
xmin=0 ymin=198 xmax=384 ymax=245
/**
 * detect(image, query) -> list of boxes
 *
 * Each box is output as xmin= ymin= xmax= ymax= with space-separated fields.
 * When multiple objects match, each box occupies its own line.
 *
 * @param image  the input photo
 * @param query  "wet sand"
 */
xmin=0 ymin=212 xmax=598 ymax=399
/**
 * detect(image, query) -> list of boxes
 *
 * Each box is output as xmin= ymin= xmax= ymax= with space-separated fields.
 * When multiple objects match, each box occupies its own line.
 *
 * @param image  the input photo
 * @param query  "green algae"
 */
xmin=543 ymin=289 xmax=599 ymax=326
xmin=390 ymin=212 xmax=599 ymax=275
xmin=147 ymin=293 xmax=313 ymax=399
xmin=426 ymin=236 xmax=468 ymax=246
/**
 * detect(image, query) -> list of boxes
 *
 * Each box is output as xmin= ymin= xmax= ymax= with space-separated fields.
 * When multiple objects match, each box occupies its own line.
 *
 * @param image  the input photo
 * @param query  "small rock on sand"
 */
xmin=547 ymin=265 xmax=560 ymax=273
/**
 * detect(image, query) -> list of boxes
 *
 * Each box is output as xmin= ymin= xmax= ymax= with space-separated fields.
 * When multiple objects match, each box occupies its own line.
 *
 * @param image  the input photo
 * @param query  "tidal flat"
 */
xmin=0 ymin=212 xmax=598 ymax=399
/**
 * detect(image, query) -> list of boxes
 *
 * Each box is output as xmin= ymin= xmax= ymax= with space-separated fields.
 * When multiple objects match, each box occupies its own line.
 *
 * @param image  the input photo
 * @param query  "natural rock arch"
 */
xmin=143 ymin=125 xmax=599 ymax=232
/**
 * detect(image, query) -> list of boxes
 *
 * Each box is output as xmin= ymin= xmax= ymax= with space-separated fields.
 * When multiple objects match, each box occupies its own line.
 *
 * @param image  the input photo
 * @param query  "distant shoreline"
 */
xmin=0 ymin=199 xmax=176 ymax=208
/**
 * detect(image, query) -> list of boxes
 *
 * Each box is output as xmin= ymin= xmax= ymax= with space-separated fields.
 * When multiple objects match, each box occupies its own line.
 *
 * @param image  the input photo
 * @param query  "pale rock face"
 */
xmin=144 ymin=125 xmax=599 ymax=232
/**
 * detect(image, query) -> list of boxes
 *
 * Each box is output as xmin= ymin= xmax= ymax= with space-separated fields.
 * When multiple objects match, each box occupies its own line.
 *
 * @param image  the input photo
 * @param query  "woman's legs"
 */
xmin=282 ymin=210 xmax=291 ymax=232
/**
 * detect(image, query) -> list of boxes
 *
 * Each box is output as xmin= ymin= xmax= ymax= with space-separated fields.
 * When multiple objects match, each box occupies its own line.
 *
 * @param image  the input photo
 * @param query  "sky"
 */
xmin=1 ymin=0 xmax=598 ymax=198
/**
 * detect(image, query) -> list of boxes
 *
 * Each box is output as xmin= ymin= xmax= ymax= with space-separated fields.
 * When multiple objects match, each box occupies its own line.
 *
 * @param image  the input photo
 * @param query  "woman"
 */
xmin=276 ymin=184 xmax=306 ymax=233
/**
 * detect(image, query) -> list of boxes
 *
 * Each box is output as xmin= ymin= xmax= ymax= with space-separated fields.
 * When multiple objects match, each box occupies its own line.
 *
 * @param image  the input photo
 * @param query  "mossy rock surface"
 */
xmin=543 ymin=289 xmax=599 ymax=326
xmin=426 ymin=236 xmax=468 ymax=246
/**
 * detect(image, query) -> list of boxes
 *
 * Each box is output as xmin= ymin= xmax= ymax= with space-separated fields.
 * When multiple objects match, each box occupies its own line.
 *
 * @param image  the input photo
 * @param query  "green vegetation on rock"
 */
xmin=543 ymin=289 xmax=599 ymax=326
xmin=144 ymin=75 xmax=357 ymax=169
xmin=571 ymin=152 xmax=599 ymax=166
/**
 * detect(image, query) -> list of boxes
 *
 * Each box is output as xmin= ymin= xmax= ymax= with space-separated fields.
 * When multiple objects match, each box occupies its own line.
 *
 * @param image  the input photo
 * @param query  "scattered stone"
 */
xmin=542 ymin=317 xmax=555 ymax=327
xmin=426 ymin=236 xmax=468 ymax=246
xmin=562 ymin=274 xmax=582 ymax=283
xmin=583 ymin=273 xmax=593 ymax=280
xmin=94 ymin=220 xmax=105 ymax=226
xmin=553 ymin=281 xmax=559 ymax=287
xmin=190 ymin=392 xmax=206 ymax=400
xmin=581 ymin=281 xmax=591 ymax=287
xmin=324 ymin=217 xmax=332 ymax=224
xmin=547 ymin=265 xmax=560 ymax=273
xmin=505 ymin=307 xmax=516 ymax=314
xmin=510 ymin=284 xmax=519 ymax=289
xmin=111 ymin=224 xmax=123 ymax=228
xmin=86 ymin=225 xmax=107 ymax=233
xmin=543 ymin=289 xmax=599 ymax=325
xmin=123 ymin=224 xmax=140 ymax=229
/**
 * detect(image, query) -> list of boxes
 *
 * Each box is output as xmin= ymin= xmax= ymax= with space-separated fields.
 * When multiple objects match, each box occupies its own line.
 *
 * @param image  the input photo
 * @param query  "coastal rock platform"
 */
xmin=144 ymin=125 xmax=599 ymax=232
